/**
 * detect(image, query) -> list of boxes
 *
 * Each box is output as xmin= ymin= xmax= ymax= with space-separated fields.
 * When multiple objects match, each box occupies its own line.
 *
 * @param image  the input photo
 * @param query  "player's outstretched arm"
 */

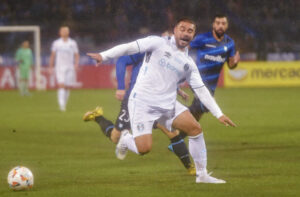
xmin=87 ymin=41 xmax=141 ymax=67
xmin=87 ymin=36 xmax=163 ymax=66
xmin=194 ymin=86 xmax=236 ymax=127
xmin=188 ymin=64 xmax=236 ymax=127
xmin=228 ymin=51 xmax=240 ymax=69
xmin=87 ymin=53 xmax=103 ymax=66
xmin=218 ymin=115 xmax=236 ymax=127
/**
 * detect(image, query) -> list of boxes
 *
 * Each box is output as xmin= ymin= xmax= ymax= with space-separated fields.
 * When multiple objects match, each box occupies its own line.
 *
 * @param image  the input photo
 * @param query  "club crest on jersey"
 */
xmin=224 ymin=46 xmax=228 ymax=52
xmin=184 ymin=63 xmax=190 ymax=71
xmin=164 ymin=51 xmax=171 ymax=59
xmin=137 ymin=123 xmax=144 ymax=132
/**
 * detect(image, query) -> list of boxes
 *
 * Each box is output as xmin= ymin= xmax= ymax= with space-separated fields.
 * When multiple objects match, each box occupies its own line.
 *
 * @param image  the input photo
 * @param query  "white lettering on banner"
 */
xmin=0 ymin=68 xmax=15 ymax=88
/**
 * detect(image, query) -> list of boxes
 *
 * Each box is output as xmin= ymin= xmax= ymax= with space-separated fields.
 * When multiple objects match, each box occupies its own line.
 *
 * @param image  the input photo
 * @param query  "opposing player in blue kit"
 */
xmin=188 ymin=14 xmax=240 ymax=122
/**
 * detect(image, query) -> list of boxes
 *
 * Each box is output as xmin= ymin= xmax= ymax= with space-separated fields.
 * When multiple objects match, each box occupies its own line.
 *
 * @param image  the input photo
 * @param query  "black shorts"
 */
xmin=115 ymin=98 xmax=131 ymax=131
xmin=189 ymin=87 xmax=215 ymax=114
xmin=189 ymin=97 xmax=209 ymax=113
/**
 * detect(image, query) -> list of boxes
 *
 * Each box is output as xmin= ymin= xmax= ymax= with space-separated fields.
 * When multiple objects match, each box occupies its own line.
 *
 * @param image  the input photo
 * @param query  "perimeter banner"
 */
xmin=0 ymin=65 xmax=132 ymax=90
xmin=224 ymin=62 xmax=300 ymax=87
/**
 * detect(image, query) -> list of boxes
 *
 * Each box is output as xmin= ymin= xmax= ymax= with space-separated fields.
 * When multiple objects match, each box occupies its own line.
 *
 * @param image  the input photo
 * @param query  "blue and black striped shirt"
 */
xmin=190 ymin=31 xmax=235 ymax=94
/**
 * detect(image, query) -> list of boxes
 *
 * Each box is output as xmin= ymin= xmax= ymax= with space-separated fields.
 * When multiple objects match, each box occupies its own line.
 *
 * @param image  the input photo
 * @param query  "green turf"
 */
xmin=0 ymin=88 xmax=299 ymax=197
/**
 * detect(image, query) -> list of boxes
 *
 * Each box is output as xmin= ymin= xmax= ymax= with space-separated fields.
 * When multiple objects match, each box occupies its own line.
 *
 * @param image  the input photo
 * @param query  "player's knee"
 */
xmin=188 ymin=123 xmax=202 ymax=136
xmin=135 ymin=141 xmax=152 ymax=155
xmin=137 ymin=144 xmax=152 ymax=155
xmin=134 ymin=134 xmax=152 ymax=154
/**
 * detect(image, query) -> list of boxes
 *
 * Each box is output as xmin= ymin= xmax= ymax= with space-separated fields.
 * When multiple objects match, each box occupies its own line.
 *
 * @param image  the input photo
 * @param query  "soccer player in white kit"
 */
xmin=49 ymin=26 xmax=79 ymax=111
xmin=87 ymin=18 xmax=236 ymax=183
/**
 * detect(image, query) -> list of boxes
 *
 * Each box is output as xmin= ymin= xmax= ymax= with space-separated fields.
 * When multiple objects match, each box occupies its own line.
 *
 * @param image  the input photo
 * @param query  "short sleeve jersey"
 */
xmin=51 ymin=38 xmax=79 ymax=69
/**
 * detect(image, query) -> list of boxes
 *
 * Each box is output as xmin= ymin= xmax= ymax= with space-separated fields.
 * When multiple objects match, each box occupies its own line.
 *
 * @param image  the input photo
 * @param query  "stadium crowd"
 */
xmin=0 ymin=0 xmax=299 ymax=60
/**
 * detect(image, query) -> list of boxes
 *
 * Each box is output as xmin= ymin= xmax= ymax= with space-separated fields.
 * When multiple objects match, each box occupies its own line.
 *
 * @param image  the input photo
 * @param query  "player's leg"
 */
xmin=83 ymin=106 xmax=121 ymax=144
xmin=116 ymin=121 xmax=153 ymax=159
xmin=56 ymin=68 xmax=67 ymax=111
xmin=188 ymin=97 xmax=205 ymax=122
xmin=115 ymin=99 xmax=156 ymax=159
xmin=172 ymin=109 xmax=225 ymax=183
xmin=57 ymin=83 xmax=66 ymax=111
xmin=177 ymin=97 xmax=208 ymax=139
xmin=83 ymin=97 xmax=131 ymax=144
xmin=156 ymin=122 xmax=195 ymax=175
xmin=19 ymin=66 xmax=30 ymax=96
xmin=113 ymin=98 xmax=131 ymax=143
xmin=64 ymin=69 xmax=76 ymax=109
xmin=18 ymin=79 xmax=25 ymax=96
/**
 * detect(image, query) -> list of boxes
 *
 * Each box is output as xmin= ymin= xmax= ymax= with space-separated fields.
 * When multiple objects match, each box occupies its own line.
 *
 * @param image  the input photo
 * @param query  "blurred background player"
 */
xmin=15 ymin=40 xmax=33 ymax=96
xmin=83 ymin=52 xmax=196 ymax=175
xmin=188 ymin=14 xmax=240 ymax=122
xmin=49 ymin=26 xmax=79 ymax=111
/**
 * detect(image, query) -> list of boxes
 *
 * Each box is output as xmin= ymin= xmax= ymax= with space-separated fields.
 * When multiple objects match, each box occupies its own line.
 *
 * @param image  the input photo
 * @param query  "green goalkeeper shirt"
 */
xmin=15 ymin=48 xmax=33 ymax=68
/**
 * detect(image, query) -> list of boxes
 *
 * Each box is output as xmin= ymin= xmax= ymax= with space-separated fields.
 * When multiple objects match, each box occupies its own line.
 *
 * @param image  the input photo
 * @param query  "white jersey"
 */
xmin=100 ymin=35 xmax=223 ymax=118
xmin=130 ymin=36 xmax=204 ymax=110
xmin=51 ymin=38 xmax=79 ymax=69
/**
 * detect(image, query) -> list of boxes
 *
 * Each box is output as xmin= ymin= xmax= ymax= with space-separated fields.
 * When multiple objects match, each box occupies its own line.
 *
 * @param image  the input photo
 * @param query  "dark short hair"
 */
xmin=175 ymin=17 xmax=196 ymax=28
xmin=213 ymin=14 xmax=228 ymax=22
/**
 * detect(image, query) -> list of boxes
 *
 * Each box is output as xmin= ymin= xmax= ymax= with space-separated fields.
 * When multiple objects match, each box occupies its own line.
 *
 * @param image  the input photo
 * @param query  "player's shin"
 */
xmin=169 ymin=135 xmax=193 ymax=169
xmin=95 ymin=116 xmax=114 ymax=138
xmin=188 ymin=133 xmax=207 ymax=174
xmin=122 ymin=132 xmax=139 ymax=154
xmin=58 ymin=88 xmax=66 ymax=111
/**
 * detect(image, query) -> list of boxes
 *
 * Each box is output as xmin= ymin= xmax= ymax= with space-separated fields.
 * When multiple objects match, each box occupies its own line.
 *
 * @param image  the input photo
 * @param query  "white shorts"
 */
xmin=128 ymin=99 xmax=188 ymax=138
xmin=55 ymin=67 xmax=75 ymax=86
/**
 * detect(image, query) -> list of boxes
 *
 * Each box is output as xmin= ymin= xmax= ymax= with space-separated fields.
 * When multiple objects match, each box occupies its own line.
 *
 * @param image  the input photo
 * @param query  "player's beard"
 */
xmin=214 ymin=29 xmax=225 ymax=39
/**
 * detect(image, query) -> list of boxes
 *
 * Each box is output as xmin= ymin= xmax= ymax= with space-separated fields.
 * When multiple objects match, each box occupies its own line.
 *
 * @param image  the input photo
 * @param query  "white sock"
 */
xmin=64 ymin=89 xmax=70 ymax=107
xmin=58 ymin=88 xmax=66 ymax=111
xmin=189 ymin=133 xmax=207 ymax=174
xmin=123 ymin=132 xmax=139 ymax=154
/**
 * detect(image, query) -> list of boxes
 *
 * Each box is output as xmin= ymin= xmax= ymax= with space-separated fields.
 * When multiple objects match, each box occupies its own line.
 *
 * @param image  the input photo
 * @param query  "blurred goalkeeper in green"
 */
xmin=15 ymin=40 xmax=33 ymax=96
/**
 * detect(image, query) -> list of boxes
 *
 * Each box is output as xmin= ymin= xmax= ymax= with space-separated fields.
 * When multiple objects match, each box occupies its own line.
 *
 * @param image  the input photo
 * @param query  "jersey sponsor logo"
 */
xmin=205 ymin=44 xmax=216 ymax=48
xmin=204 ymin=54 xmax=226 ymax=63
xmin=158 ymin=58 xmax=181 ymax=76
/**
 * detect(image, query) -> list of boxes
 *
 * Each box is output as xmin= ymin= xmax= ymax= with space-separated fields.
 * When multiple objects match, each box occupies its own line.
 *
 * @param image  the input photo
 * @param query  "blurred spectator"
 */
xmin=0 ymin=0 xmax=299 ymax=60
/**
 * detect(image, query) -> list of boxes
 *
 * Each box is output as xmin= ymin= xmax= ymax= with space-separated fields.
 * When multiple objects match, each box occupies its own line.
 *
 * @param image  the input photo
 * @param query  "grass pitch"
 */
xmin=0 ymin=88 xmax=299 ymax=197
